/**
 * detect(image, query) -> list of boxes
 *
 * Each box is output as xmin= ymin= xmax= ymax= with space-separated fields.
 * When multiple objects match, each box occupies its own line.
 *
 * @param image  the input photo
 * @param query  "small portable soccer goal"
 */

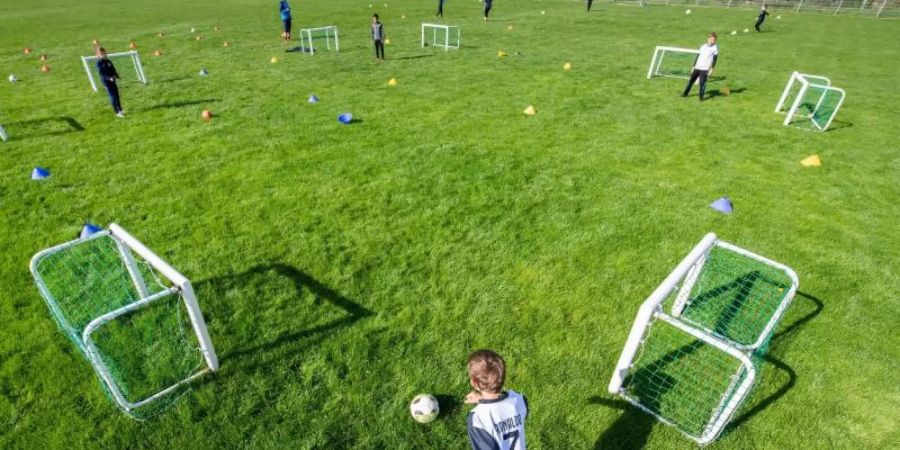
xmin=299 ymin=26 xmax=340 ymax=55
xmin=608 ymin=233 xmax=799 ymax=445
xmin=30 ymin=224 xmax=218 ymax=419
xmin=647 ymin=46 xmax=699 ymax=79
xmin=80 ymin=50 xmax=148 ymax=92
xmin=421 ymin=23 xmax=460 ymax=50
xmin=775 ymin=71 xmax=846 ymax=132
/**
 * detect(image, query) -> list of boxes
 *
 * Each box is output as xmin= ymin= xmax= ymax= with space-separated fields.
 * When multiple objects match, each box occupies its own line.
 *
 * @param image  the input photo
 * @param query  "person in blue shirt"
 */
xmin=280 ymin=0 xmax=292 ymax=43
xmin=95 ymin=48 xmax=124 ymax=117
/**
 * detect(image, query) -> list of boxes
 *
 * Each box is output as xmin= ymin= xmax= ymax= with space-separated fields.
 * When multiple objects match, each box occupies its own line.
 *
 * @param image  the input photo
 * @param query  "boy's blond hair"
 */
xmin=467 ymin=350 xmax=506 ymax=393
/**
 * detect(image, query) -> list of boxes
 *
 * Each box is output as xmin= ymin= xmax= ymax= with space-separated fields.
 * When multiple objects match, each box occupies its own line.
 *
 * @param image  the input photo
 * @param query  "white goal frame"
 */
xmin=300 ymin=26 xmax=340 ymax=55
xmin=30 ymin=223 xmax=218 ymax=417
xmin=608 ymin=233 xmax=799 ymax=444
xmin=775 ymin=71 xmax=846 ymax=132
xmin=647 ymin=45 xmax=699 ymax=79
xmin=81 ymin=51 xmax=148 ymax=92
xmin=421 ymin=23 xmax=460 ymax=50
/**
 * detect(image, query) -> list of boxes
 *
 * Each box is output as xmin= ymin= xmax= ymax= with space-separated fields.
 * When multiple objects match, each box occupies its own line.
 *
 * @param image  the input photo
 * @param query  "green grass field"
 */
xmin=1 ymin=0 xmax=898 ymax=448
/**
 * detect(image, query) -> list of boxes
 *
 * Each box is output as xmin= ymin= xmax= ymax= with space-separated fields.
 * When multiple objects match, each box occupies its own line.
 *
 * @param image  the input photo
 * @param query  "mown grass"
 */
xmin=1 ymin=0 xmax=898 ymax=448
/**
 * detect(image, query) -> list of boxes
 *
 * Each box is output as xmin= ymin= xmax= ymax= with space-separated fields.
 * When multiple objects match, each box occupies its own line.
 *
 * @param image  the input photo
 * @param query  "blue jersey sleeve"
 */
xmin=467 ymin=413 xmax=500 ymax=450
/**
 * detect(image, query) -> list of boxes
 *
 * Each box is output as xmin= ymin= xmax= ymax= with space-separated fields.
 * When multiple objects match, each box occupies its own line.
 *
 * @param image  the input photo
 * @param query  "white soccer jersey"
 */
xmin=467 ymin=390 xmax=529 ymax=450
xmin=694 ymin=43 xmax=719 ymax=71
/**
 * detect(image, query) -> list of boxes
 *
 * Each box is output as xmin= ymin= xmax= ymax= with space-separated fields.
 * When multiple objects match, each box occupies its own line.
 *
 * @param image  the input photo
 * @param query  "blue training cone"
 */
xmin=308 ymin=95 xmax=319 ymax=104
xmin=338 ymin=113 xmax=353 ymax=124
xmin=31 ymin=167 xmax=50 ymax=180
xmin=80 ymin=223 xmax=103 ymax=239
xmin=709 ymin=196 xmax=733 ymax=214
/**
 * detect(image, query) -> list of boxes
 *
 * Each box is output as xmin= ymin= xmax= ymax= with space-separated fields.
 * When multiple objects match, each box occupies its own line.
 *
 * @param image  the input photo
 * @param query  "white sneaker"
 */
xmin=116 ymin=111 xmax=126 ymax=117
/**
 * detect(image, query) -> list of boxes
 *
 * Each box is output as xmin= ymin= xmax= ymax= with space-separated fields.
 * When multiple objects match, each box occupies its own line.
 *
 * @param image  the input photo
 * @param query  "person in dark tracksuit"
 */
xmin=280 ymin=0 xmax=292 ymax=42
xmin=682 ymin=32 xmax=719 ymax=102
xmin=587 ymin=0 xmax=594 ymax=12
xmin=95 ymin=48 xmax=124 ymax=117
xmin=436 ymin=0 xmax=445 ymax=17
xmin=754 ymin=5 xmax=770 ymax=32
xmin=372 ymin=14 xmax=385 ymax=61
xmin=484 ymin=0 xmax=493 ymax=21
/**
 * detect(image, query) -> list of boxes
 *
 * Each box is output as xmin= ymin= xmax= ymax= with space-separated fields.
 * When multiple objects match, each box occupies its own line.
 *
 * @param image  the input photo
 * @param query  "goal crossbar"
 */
xmin=80 ymin=51 xmax=147 ymax=92
xmin=421 ymin=23 xmax=461 ymax=50
xmin=608 ymin=233 xmax=798 ymax=444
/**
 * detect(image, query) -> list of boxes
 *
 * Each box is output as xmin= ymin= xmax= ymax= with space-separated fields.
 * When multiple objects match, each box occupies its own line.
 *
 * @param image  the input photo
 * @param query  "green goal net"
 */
xmin=609 ymin=233 xmax=798 ymax=444
xmin=30 ymin=225 xmax=218 ymax=419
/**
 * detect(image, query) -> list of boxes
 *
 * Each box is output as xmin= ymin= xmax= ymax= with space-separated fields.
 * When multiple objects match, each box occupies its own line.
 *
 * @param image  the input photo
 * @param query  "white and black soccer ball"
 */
xmin=8 ymin=74 xmax=17 ymax=83
xmin=199 ymin=68 xmax=208 ymax=77
xmin=410 ymin=394 xmax=439 ymax=424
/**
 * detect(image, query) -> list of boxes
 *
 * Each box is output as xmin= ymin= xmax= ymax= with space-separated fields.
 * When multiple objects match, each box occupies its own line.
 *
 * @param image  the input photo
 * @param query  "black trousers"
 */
xmin=437 ymin=0 xmax=443 ymax=16
xmin=103 ymin=80 xmax=122 ymax=112
xmin=683 ymin=69 xmax=710 ymax=100
xmin=374 ymin=40 xmax=384 ymax=59
xmin=755 ymin=17 xmax=765 ymax=31
xmin=484 ymin=2 xmax=492 ymax=18
xmin=587 ymin=0 xmax=594 ymax=11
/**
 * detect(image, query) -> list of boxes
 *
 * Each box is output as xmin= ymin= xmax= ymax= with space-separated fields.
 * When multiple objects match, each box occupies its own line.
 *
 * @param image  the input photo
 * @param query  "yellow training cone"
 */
xmin=563 ymin=62 xmax=572 ymax=70
xmin=388 ymin=78 xmax=398 ymax=86
xmin=271 ymin=56 xmax=278 ymax=63
xmin=801 ymin=154 xmax=822 ymax=167
xmin=497 ymin=50 xmax=507 ymax=57
xmin=385 ymin=38 xmax=392 ymax=45
xmin=523 ymin=105 xmax=536 ymax=116
xmin=507 ymin=25 xmax=513 ymax=30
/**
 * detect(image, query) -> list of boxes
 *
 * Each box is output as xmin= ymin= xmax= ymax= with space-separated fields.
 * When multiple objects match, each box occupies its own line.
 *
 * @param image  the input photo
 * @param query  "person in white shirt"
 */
xmin=465 ymin=350 xmax=529 ymax=450
xmin=682 ymin=32 xmax=718 ymax=101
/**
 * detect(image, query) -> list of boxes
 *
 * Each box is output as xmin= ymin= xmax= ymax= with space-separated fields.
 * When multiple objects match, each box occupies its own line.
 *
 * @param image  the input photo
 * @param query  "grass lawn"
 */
xmin=1 ymin=0 xmax=898 ymax=448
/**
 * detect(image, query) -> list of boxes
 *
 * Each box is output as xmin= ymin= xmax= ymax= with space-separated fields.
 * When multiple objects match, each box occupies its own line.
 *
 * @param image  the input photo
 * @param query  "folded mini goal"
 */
xmin=775 ymin=71 xmax=846 ymax=132
xmin=608 ymin=233 xmax=798 ymax=445
xmin=30 ymin=224 xmax=218 ymax=419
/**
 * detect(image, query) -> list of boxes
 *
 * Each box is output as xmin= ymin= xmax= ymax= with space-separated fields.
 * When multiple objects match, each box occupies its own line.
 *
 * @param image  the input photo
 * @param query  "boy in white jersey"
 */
xmin=465 ymin=350 xmax=528 ymax=450
xmin=682 ymin=32 xmax=718 ymax=101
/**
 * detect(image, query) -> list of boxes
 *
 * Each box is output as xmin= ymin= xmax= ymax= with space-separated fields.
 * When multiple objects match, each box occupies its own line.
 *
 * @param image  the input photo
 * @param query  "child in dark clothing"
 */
xmin=372 ymin=14 xmax=385 ymax=61
xmin=755 ymin=5 xmax=769 ymax=32
xmin=280 ymin=0 xmax=292 ymax=42
xmin=95 ymin=48 xmax=124 ymax=117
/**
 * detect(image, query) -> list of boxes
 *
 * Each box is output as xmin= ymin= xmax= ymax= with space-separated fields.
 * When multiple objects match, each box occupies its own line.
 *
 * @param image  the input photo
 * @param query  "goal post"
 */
xmin=80 ymin=50 xmax=147 ymax=92
xmin=775 ymin=71 xmax=846 ymax=132
xmin=299 ymin=26 xmax=340 ymax=55
xmin=30 ymin=224 xmax=218 ymax=419
xmin=421 ymin=23 xmax=460 ymax=50
xmin=647 ymin=46 xmax=698 ymax=79
xmin=608 ymin=233 xmax=798 ymax=444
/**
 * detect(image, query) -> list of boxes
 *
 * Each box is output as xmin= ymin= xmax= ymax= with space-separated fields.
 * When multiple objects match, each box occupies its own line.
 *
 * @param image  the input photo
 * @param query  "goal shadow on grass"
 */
xmin=590 ymin=291 xmax=822 ymax=448
xmin=3 ymin=116 xmax=84 ymax=141
xmin=194 ymin=263 xmax=373 ymax=373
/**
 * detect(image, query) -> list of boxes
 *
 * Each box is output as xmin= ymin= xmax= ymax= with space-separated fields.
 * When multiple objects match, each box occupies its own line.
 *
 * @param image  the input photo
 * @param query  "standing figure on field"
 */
xmin=280 ymin=0 xmax=292 ymax=42
xmin=755 ymin=5 xmax=770 ymax=32
xmin=437 ymin=0 xmax=445 ymax=17
xmin=95 ymin=47 xmax=125 ymax=117
xmin=682 ymin=32 xmax=718 ymax=102
xmin=484 ymin=0 xmax=493 ymax=21
xmin=465 ymin=350 xmax=528 ymax=450
xmin=372 ymin=14 xmax=385 ymax=61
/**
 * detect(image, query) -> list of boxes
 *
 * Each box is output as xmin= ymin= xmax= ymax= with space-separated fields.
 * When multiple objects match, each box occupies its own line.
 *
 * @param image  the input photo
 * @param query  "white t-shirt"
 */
xmin=467 ymin=390 xmax=529 ymax=450
xmin=694 ymin=43 xmax=719 ymax=71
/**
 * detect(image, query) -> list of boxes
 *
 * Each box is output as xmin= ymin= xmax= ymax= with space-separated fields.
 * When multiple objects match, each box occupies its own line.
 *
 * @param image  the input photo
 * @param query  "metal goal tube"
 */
xmin=607 ymin=232 xmax=719 ymax=394
xmin=109 ymin=224 xmax=219 ymax=371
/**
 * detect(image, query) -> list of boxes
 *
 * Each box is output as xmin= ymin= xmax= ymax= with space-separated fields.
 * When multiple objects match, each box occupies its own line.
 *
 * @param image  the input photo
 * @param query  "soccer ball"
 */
xmin=8 ymin=74 xmax=17 ymax=83
xmin=743 ymin=28 xmax=749 ymax=33
xmin=410 ymin=394 xmax=439 ymax=424
xmin=199 ymin=68 xmax=209 ymax=76
xmin=685 ymin=9 xmax=692 ymax=14
xmin=731 ymin=30 xmax=737 ymax=35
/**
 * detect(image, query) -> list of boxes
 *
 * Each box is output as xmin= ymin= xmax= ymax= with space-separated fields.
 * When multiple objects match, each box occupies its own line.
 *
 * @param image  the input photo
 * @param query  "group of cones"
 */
xmin=23 ymin=48 xmax=51 ymax=73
